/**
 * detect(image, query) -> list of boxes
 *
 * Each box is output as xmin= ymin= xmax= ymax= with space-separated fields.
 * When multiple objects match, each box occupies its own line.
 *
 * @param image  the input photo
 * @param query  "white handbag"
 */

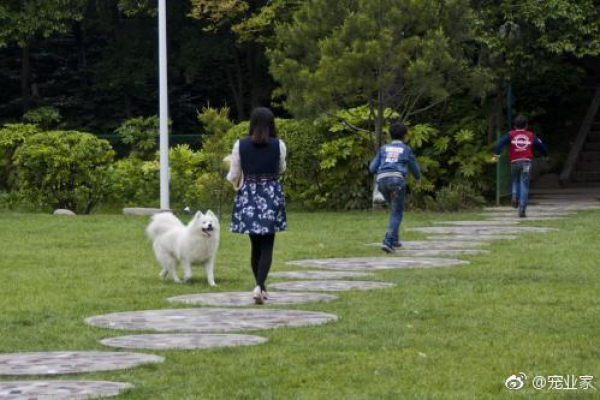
xmin=223 ymin=155 xmax=244 ymax=190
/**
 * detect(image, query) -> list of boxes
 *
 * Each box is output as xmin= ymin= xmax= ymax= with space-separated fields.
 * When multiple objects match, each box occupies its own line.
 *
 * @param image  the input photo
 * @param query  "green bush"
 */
xmin=0 ymin=191 xmax=33 ymax=211
xmin=403 ymin=123 xmax=492 ymax=210
xmin=14 ymin=131 xmax=115 ymax=214
xmin=115 ymin=116 xmax=160 ymax=160
xmin=22 ymin=106 xmax=62 ymax=129
xmin=408 ymin=181 xmax=486 ymax=211
xmin=108 ymin=157 xmax=159 ymax=207
xmin=227 ymin=109 xmax=373 ymax=210
xmin=0 ymin=124 xmax=41 ymax=191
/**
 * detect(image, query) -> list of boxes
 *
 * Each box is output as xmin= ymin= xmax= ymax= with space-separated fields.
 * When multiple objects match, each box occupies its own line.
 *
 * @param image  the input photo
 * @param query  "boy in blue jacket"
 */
xmin=369 ymin=122 xmax=421 ymax=253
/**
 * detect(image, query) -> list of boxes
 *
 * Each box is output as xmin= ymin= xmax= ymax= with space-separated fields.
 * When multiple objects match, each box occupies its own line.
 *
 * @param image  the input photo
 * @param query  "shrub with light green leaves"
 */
xmin=22 ymin=106 xmax=62 ymax=129
xmin=108 ymin=157 xmax=159 ymax=207
xmin=115 ymin=116 xmax=160 ymax=160
xmin=226 ymin=117 xmax=326 ymax=209
xmin=404 ymin=124 xmax=492 ymax=195
xmin=14 ymin=131 xmax=115 ymax=214
xmin=108 ymin=145 xmax=207 ymax=210
xmin=0 ymin=123 xmax=41 ymax=191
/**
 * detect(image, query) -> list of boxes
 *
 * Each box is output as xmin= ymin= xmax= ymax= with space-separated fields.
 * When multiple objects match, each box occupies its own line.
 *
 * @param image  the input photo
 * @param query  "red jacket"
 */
xmin=494 ymin=129 xmax=548 ymax=162
xmin=509 ymin=130 xmax=534 ymax=162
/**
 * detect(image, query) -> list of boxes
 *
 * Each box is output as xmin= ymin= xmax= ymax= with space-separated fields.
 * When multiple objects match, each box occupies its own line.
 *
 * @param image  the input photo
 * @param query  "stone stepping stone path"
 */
xmin=8 ymin=195 xmax=591 ymax=398
xmin=410 ymin=226 xmax=558 ymax=235
xmin=287 ymin=257 xmax=468 ymax=271
xmin=0 ymin=381 xmax=133 ymax=400
xmin=100 ymin=334 xmax=267 ymax=350
xmin=270 ymin=270 xmax=374 ymax=280
xmin=167 ymin=291 xmax=338 ymax=307
xmin=427 ymin=234 xmax=518 ymax=241
xmin=0 ymin=352 xmax=163 ymax=376
xmin=366 ymin=240 xmax=489 ymax=249
xmin=484 ymin=206 xmax=584 ymax=213
xmin=86 ymin=308 xmax=337 ymax=333
xmin=479 ymin=211 xmax=574 ymax=217
xmin=433 ymin=220 xmax=520 ymax=226
xmin=390 ymin=249 xmax=490 ymax=257
xmin=485 ymin=215 xmax=565 ymax=221
xmin=540 ymin=204 xmax=600 ymax=210
xmin=270 ymin=280 xmax=394 ymax=292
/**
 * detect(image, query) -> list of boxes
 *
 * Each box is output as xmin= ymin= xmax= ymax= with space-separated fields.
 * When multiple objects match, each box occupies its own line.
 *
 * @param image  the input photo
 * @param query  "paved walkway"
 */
xmin=1 ymin=190 xmax=597 ymax=399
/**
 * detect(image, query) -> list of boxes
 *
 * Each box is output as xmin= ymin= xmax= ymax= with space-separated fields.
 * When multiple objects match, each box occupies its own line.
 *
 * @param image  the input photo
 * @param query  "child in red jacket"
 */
xmin=493 ymin=115 xmax=548 ymax=217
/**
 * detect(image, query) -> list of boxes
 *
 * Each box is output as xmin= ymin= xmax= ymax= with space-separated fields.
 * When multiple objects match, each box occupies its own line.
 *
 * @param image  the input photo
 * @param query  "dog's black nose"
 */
xmin=208 ymin=224 xmax=213 ymax=228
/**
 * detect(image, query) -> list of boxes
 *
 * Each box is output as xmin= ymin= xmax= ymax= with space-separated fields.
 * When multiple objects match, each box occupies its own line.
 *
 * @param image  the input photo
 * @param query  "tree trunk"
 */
xmin=225 ymin=50 xmax=246 ymax=120
xmin=74 ymin=22 xmax=88 ymax=87
xmin=487 ymin=83 xmax=504 ymax=143
xmin=21 ymin=45 xmax=32 ymax=113
xmin=233 ymin=50 xmax=246 ymax=119
xmin=124 ymin=94 xmax=133 ymax=119
xmin=247 ymin=45 xmax=261 ymax=110
xmin=375 ymin=87 xmax=385 ymax=149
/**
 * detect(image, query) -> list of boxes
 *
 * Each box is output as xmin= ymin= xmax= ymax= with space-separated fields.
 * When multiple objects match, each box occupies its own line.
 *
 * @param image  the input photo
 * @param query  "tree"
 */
xmin=474 ymin=0 xmax=600 ymax=139
xmin=0 ymin=1 xmax=85 ymax=111
xmin=189 ymin=0 xmax=300 ymax=119
xmin=269 ymin=0 xmax=491 ymax=149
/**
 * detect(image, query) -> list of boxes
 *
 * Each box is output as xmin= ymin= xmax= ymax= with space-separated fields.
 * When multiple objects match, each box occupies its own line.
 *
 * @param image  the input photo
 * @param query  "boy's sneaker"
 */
xmin=511 ymin=198 xmax=518 ymax=209
xmin=518 ymin=208 xmax=527 ymax=218
xmin=392 ymin=242 xmax=403 ymax=250
xmin=380 ymin=242 xmax=394 ymax=254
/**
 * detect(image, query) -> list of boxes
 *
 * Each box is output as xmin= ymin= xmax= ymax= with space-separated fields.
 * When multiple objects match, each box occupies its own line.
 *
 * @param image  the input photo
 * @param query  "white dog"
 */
xmin=146 ymin=211 xmax=220 ymax=285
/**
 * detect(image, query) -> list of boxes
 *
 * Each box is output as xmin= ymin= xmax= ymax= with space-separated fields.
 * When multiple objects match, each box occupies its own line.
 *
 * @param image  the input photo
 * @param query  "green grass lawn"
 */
xmin=0 ymin=209 xmax=599 ymax=399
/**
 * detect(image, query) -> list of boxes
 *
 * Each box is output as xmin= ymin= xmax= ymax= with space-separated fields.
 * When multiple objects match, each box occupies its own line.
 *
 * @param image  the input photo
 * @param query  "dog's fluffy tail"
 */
xmin=146 ymin=212 xmax=184 ymax=240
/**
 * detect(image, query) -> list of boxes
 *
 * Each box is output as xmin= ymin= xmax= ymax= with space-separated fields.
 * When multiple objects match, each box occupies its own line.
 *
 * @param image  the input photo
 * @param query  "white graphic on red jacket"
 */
xmin=511 ymin=134 xmax=531 ymax=151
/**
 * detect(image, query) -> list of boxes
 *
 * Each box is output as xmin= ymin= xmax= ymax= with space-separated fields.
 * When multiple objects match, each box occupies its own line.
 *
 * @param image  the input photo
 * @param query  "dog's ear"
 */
xmin=206 ymin=210 xmax=216 ymax=218
xmin=194 ymin=211 xmax=204 ymax=219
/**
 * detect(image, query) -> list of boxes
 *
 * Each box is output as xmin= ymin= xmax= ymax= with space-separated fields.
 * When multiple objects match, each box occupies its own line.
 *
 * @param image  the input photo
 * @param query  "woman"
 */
xmin=227 ymin=107 xmax=287 ymax=304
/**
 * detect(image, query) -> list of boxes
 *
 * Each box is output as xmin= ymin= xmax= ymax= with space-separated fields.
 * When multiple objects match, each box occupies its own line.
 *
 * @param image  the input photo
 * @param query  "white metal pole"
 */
xmin=158 ymin=0 xmax=170 ymax=210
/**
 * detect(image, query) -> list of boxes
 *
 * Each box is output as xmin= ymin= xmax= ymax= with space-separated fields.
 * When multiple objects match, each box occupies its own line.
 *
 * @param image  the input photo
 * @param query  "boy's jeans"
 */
xmin=377 ymin=177 xmax=405 ymax=246
xmin=510 ymin=160 xmax=531 ymax=211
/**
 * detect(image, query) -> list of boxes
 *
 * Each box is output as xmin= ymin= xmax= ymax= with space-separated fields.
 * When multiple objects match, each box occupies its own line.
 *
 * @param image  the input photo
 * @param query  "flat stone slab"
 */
xmin=270 ymin=280 xmax=394 ymax=292
xmin=366 ymin=241 xmax=489 ymax=249
xmin=122 ymin=207 xmax=162 ymax=216
xmin=167 ymin=291 xmax=338 ymax=306
xmin=410 ymin=226 xmax=558 ymax=235
xmin=486 ymin=216 xmax=565 ymax=221
xmin=86 ymin=308 xmax=337 ymax=333
xmin=53 ymin=209 xmax=76 ymax=216
xmin=270 ymin=271 xmax=375 ymax=280
xmin=100 ymin=334 xmax=267 ymax=350
xmin=479 ymin=211 xmax=573 ymax=217
xmin=390 ymin=249 xmax=490 ymax=257
xmin=540 ymin=204 xmax=600 ymax=210
xmin=287 ymin=257 xmax=468 ymax=271
xmin=484 ymin=206 xmax=580 ymax=213
xmin=427 ymin=234 xmax=518 ymax=241
xmin=0 ymin=352 xmax=163 ymax=376
xmin=433 ymin=220 xmax=520 ymax=226
xmin=0 ymin=381 xmax=133 ymax=399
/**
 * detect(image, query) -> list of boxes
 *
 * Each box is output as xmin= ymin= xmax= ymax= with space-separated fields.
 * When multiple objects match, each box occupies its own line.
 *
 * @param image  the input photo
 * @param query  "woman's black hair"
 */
xmin=514 ymin=115 xmax=528 ymax=129
xmin=249 ymin=107 xmax=277 ymax=145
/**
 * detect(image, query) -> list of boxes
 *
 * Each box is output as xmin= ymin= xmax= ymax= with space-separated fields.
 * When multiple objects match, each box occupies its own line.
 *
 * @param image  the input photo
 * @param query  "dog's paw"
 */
xmin=208 ymin=281 xmax=217 ymax=287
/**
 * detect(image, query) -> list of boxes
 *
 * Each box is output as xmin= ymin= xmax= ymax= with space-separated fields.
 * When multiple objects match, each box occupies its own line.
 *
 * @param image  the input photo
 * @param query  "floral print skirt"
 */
xmin=231 ymin=180 xmax=287 ymax=234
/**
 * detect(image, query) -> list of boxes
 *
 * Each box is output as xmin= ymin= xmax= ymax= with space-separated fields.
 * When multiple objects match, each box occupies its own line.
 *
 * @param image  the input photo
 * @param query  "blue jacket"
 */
xmin=369 ymin=141 xmax=421 ymax=179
